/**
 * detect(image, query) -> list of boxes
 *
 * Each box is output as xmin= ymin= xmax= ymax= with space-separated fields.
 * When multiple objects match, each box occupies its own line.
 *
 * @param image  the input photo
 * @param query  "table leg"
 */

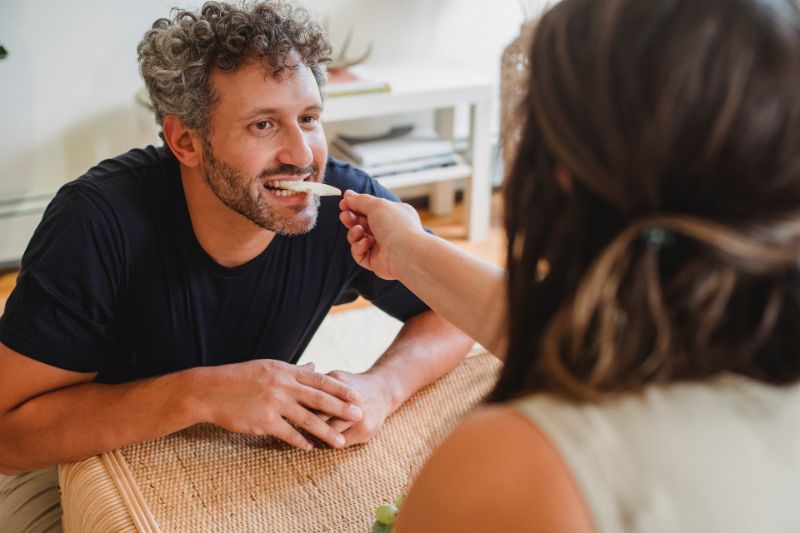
xmin=431 ymin=108 xmax=456 ymax=216
xmin=466 ymin=98 xmax=492 ymax=241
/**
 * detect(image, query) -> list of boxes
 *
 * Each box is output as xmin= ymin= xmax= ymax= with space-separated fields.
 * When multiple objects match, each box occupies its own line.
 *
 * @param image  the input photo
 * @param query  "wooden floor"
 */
xmin=416 ymin=191 xmax=505 ymax=267
xmin=0 ymin=192 xmax=506 ymax=314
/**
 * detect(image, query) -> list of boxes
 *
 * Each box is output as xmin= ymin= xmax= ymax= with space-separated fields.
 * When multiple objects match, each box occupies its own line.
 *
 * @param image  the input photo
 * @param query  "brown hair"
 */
xmin=491 ymin=0 xmax=800 ymax=402
xmin=137 ymin=0 xmax=331 ymax=135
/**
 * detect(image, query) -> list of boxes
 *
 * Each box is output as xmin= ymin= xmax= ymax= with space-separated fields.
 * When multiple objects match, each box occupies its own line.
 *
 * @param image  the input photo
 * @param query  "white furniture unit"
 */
xmin=324 ymin=62 xmax=494 ymax=241
xmin=0 ymin=64 xmax=494 ymax=267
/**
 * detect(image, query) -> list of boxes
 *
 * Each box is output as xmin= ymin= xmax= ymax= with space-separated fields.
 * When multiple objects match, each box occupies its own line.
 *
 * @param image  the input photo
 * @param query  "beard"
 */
xmin=199 ymin=138 xmax=321 ymax=236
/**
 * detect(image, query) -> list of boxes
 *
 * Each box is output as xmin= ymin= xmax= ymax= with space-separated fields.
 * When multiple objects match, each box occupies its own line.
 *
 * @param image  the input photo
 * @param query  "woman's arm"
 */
xmin=394 ymin=405 xmax=593 ymax=533
xmin=339 ymin=191 xmax=507 ymax=357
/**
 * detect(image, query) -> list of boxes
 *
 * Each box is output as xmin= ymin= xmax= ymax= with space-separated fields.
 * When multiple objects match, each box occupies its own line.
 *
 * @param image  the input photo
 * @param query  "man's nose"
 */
xmin=276 ymin=125 xmax=314 ymax=169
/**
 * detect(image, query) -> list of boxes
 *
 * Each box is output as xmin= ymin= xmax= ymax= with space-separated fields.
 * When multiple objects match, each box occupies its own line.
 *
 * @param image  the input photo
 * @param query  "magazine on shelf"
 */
xmin=325 ymin=66 xmax=390 ymax=98
xmin=332 ymin=133 xmax=457 ymax=167
xmin=330 ymin=145 xmax=463 ymax=178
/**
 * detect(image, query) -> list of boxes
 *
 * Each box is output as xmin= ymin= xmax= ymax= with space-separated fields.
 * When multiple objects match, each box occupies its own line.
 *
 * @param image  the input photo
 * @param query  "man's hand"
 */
xmin=204 ymin=360 xmax=363 ymax=451
xmin=324 ymin=370 xmax=396 ymax=446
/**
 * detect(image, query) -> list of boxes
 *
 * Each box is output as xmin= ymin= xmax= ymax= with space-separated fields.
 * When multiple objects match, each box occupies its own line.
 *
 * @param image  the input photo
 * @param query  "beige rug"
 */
xmin=59 ymin=306 xmax=501 ymax=532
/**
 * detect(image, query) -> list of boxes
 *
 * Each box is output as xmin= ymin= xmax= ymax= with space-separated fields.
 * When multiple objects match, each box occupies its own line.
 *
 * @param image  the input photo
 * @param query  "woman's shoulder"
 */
xmin=394 ymin=404 xmax=593 ymax=533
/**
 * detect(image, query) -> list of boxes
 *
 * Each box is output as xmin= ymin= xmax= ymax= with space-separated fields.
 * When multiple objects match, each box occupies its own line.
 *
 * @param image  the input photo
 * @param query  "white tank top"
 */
xmin=513 ymin=375 xmax=800 ymax=532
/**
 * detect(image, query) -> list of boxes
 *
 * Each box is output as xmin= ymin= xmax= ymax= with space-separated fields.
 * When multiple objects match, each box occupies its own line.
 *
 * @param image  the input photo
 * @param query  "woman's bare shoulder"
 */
xmin=394 ymin=404 xmax=594 ymax=533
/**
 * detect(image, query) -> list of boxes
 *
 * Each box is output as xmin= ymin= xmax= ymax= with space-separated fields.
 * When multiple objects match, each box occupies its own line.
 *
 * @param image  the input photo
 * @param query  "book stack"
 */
xmin=331 ymin=128 xmax=464 ymax=180
xmin=325 ymin=66 xmax=390 ymax=98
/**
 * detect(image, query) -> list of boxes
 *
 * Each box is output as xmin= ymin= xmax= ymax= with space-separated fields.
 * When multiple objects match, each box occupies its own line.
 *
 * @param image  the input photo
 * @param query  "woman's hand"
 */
xmin=338 ymin=190 xmax=426 ymax=280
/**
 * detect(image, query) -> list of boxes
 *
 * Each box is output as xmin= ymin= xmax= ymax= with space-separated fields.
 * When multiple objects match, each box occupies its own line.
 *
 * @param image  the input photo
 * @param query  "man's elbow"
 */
xmin=0 ymin=421 xmax=33 ymax=475
xmin=0 ymin=463 xmax=25 ymax=476
xmin=0 ymin=444 xmax=27 ymax=476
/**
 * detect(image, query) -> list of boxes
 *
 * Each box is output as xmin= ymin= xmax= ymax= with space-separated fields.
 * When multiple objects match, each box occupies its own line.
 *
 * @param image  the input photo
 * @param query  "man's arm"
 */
xmin=0 ymin=342 xmax=363 ymax=475
xmin=327 ymin=310 xmax=474 ymax=445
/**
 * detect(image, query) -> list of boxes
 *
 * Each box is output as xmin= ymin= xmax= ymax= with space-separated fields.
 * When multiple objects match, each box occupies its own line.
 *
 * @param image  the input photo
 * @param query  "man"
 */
xmin=0 ymin=1 xmax=473 ymax=529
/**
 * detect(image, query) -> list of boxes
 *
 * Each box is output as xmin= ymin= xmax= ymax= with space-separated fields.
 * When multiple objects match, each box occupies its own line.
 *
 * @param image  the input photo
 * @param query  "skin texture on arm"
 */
xmin=339 ymin=191 xmax=508 ymax=358
xmin=326 ymin=310 xmax=474 ymax=445
xmin=0 ymin=342 xmax=362 ymax=475
xmin=394 ymin=405 xmax=594 ymax=533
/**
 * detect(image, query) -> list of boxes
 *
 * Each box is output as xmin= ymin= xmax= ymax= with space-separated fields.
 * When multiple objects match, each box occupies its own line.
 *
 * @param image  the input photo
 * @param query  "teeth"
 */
xmin=270 ymin=188 xmax=303 ymax=197
xmin=269 ymin=180 xmax=304 ymax=196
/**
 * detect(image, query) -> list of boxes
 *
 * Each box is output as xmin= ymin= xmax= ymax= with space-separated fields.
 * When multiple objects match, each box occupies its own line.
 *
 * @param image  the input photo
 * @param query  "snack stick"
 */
xmin=281 ymin=181 xmax=342 ymax=196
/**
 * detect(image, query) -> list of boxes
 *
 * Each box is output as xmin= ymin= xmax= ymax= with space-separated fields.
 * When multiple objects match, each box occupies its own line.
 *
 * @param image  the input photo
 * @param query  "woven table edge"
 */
xmin=58 ymin=450 xmax=162 ymax=533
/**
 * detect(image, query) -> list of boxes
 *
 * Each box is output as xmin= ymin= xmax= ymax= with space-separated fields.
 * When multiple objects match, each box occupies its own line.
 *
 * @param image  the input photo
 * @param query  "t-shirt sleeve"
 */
xmin=330 ymin=161 xmax=431 ymax=322
xmin=0 ymin=185 xmax=122 ymax=372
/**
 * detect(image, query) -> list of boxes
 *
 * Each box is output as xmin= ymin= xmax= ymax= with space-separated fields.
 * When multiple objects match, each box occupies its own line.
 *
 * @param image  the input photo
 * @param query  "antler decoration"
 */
xmin=326 ymin=25 xmax=374 ymax=71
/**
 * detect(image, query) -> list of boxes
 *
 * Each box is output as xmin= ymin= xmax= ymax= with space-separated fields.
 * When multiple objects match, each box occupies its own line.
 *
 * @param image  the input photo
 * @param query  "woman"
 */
xmin=340 ymin=0 xmax=800 ymax=531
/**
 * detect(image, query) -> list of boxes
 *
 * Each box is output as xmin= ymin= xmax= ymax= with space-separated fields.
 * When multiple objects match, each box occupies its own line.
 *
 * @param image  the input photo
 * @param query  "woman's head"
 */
xmin=494 ymin=0 xmax=800 ymax=402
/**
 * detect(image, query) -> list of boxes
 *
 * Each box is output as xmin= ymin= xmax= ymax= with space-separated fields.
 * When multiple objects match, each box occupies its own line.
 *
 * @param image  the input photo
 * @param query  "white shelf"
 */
xmin=324 ymin=63 xmax=492 ymax=121
xmin=324 ymin=62 xmax=493 ymax=241
xmin=376 ymin=163 xmax=471 ymax=190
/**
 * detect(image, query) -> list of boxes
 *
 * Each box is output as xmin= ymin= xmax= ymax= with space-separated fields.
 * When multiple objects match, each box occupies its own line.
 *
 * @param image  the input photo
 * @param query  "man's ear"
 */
xmin=162 ymin=114 xmax=203 ymax=168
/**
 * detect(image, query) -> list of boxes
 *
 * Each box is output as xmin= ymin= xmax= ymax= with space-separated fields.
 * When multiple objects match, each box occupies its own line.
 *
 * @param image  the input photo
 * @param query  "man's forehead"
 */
xmin=209 ymin=60 xmax=322 ymax=110
xmin=210 ymin=47 xmax=312 ymax=84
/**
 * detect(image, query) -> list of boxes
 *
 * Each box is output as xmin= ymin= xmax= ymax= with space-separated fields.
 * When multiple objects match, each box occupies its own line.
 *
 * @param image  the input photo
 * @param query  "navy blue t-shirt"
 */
xmin=0 ymin=146 xmax=428 ymax=383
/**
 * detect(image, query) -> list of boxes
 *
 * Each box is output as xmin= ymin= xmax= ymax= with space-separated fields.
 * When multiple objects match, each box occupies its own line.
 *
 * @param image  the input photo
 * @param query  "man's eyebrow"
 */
xmin=240 ymin=104 xmax=323 ymax=120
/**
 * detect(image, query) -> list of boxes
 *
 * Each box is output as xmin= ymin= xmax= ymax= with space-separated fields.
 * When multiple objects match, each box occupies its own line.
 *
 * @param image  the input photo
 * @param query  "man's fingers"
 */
xmin=295 ymin=367 xmax=359 ymax=402
xmin=286 ymin=405 xmax=347 ymax=449
xmin=271 ymin=418 xmax=315 ymax=451
xmin=297 ymin=383 xmax=363 ymax=422
xmin=342 ymin=425 xmax=368 ymax=446
xmin=328 ymin=417 xmax=355 ymax=434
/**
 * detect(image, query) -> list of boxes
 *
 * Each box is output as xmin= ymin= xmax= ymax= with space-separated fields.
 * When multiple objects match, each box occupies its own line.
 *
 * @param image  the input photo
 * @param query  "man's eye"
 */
xmin=254 ymin=121 xmax=271 ymax=130
xmin=301 ymin=116 xmax=318 ymax=125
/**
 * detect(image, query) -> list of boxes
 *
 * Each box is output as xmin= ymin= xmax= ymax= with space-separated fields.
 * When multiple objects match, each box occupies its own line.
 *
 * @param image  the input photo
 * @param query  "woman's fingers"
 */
xmin=339 ymin=209 xmax=358 ymax=229
xmin=347 ymin=224 xmax=366 ymax=244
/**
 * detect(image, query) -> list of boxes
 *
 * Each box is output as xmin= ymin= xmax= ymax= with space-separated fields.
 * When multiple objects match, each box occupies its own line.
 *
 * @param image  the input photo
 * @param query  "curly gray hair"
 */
xmin=137 ymin=1 xmax=332 ymax=135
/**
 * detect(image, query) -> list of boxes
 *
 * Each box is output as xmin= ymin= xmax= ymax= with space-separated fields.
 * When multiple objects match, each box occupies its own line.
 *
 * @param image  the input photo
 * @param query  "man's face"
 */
xmin=200 ymin=55 xmax=327 ymax=235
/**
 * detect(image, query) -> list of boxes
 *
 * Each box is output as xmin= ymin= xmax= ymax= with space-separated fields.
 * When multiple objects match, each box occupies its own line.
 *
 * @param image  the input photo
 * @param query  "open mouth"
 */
xmin=263 ymin=179 xmax=343 ymax=197
xmin=263 ymin=179 xmax=309 ymax=197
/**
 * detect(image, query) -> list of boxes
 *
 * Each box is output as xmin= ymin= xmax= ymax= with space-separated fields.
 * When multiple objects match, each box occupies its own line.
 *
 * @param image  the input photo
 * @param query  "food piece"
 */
xmin=375 ymin=503 xmax=399 ymax=525
xmin=371 ymin=522 xmax=392 ymax=533
xmin=276 ymin=180 xmax=342 ymax=196
xmin=394 ymin=493 xmax=406 ymax=509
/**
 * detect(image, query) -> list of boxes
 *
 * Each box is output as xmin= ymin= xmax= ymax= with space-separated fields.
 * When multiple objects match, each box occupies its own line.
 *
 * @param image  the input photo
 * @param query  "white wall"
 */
xmin=0 ymin=0 xmax=549 ymax=263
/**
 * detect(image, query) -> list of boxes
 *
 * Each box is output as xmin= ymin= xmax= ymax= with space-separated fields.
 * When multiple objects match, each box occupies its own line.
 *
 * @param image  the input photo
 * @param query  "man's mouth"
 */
xmin=263 ymin=179 xmax=310 ymax=197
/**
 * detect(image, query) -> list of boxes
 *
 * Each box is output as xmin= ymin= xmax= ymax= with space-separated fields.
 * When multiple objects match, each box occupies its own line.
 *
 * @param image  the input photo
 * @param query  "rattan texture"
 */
xmin=60 ymin=353 xmax=500 ymax=532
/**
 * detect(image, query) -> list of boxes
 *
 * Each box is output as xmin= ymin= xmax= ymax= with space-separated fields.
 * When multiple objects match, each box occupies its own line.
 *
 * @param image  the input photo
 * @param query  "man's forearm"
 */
xmin=367 ymin=310 xmax=474 ymax=411
xmin=0 ymin=367 xmax=207 ymax=474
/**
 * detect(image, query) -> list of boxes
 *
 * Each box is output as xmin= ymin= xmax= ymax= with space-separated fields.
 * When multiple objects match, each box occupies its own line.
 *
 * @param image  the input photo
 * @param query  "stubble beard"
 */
xmin=200 ymin=138 xmax=321 ymax=236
